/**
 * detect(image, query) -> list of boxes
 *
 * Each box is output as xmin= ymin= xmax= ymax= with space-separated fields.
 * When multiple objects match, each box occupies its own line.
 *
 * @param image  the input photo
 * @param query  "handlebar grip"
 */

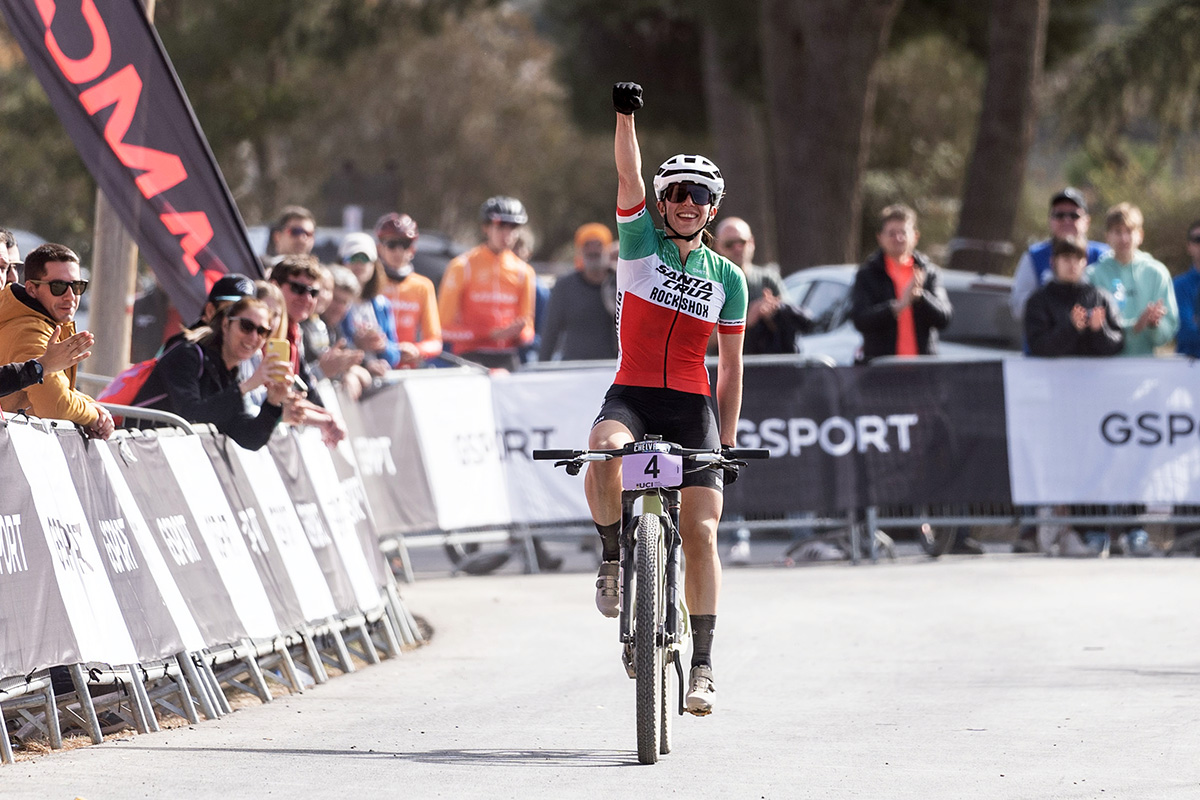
xmin=532 ymin=449 xmax=580 ymax=460
xmin=724 ymin=448 xmax=771 ymax=460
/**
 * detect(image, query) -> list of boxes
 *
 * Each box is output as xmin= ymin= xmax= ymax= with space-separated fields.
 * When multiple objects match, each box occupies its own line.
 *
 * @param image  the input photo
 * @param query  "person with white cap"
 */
xmin=338 ymin=231 xmax=402 ymax=371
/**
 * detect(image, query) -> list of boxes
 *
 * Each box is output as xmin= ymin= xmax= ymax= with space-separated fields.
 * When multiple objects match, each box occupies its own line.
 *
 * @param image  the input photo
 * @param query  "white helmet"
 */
xmin=652 ymin=154 xmax=725 ymax=205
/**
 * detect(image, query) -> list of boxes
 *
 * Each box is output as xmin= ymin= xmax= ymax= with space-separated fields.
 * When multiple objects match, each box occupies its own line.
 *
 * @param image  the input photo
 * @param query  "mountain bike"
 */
xmin=534 ymin=437 xmax=768 ymax=764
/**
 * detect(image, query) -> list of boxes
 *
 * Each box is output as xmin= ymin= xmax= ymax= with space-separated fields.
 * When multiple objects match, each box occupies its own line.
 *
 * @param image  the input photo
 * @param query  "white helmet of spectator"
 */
xmin=653 ymin=154 xmax=725 ymax=206
xmin=480 ymin=196 xmax=528 ymax=225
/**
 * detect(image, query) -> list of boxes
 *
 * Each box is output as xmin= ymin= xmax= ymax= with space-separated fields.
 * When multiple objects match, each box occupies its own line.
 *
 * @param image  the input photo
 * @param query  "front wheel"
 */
xmin=634 ymin=513 xmax=664 ymax=764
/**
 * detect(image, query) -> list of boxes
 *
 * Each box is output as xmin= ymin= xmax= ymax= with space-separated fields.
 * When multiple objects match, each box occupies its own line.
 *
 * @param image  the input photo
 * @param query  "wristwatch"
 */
xmin=27 ymin=359 xmax=44 ymax=384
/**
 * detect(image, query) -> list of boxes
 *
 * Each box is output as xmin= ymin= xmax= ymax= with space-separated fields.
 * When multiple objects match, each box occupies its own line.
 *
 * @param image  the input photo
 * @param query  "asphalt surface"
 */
xmin=4 ymin=545 xmax=1200 ymax=799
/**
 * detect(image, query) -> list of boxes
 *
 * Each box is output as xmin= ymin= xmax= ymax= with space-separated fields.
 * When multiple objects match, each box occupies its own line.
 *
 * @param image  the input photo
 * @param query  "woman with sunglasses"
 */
xmin=584 ymin=83 xmax=748 ymax=718
xmin=130 ymin=297 xmax=293 ymax=451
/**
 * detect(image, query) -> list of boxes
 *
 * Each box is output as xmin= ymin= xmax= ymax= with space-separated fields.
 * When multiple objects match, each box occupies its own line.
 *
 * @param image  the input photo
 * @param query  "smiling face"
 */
xmin=27 ymin=260 xmax=82 ymax=324
xmin=1049 ymin=202 xmax=1089 ymax=240
xmin=222 ymin=304 xmax=271 ymax=366
xmin=279 ymin=273 xmax=319 ymax=323
xmin=657 ymin=189 xmax=715 ymax=240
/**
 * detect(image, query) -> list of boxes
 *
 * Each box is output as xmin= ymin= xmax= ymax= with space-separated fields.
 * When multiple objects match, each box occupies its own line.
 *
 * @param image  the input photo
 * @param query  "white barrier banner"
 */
xmin=8 ymin=425 xmax=138 ymax=666
xmin=226 ymin=443 xmax=339 ymax=624
xmin=491 ymin=369 xmax=612 ymax=523
xmin=295 ymin=430 xmax=382 ymax=612
xmin=159 ymin=437 xmax=281 ymax=639
xmin=403 ymin=372 xmax=511 ymax=529
xmin=1004 ymin=358 xmax=1200 ymax=504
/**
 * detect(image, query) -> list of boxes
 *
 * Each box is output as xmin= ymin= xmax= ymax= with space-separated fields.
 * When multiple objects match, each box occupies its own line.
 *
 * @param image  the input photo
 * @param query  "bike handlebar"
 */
xmin=532 ymin=444 xmax=770 ymax=461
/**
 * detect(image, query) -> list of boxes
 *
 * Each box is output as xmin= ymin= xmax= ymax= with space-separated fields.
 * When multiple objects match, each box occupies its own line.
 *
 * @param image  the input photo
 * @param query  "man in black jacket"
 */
xmin=850 ymin=204 xmax=952 ymax=363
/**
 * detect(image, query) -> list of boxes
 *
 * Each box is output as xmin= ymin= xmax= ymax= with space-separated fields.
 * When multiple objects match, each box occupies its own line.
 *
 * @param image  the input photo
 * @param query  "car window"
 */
xmin=798 ymin=280 xmax=849 ymax=333
xmin=941 ymin=286 xmax=1021 ymax=349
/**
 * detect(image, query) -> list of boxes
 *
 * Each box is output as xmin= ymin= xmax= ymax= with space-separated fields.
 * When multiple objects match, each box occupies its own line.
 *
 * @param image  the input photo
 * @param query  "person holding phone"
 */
xmin=130 ymin=298 xmax=292 ymax=450
xmin=850 ymin=204 xmax=952 ymax=363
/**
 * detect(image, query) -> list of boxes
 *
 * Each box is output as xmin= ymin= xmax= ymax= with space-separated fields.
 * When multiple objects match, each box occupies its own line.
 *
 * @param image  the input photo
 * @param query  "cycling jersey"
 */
xmin=438 ymin=244 xmax=536 ymax=355
xmin=382 ymin=272 xmax=443 ymax=361
xmin=614 ymin=200 xmax=747 ymax=396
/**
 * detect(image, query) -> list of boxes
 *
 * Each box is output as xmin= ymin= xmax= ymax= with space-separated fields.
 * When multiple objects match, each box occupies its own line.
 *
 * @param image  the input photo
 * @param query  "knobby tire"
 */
xmin=635 ymin=513 xmax=664 ymax=764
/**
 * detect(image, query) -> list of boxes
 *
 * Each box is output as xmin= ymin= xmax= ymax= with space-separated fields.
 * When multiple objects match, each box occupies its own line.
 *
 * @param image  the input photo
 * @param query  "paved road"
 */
xmin=4 ymin=554 xmax=1200 ymax=799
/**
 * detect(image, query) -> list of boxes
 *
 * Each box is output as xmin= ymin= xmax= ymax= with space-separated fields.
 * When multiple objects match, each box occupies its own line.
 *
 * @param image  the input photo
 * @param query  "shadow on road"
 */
xmin=114 ymin=745 xmax=636 ymax=767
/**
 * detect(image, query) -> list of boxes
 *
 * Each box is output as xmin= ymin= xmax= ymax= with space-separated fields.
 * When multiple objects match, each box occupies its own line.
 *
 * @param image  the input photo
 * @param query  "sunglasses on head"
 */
xmin=286 ymin=225 xmax=314 ymax=238
xmin=381 ymin=238 xmax=415 ymax=250
xmin=229 ymin=317 xmax=272 ymax=338
xmin=1052 ymin=210 xmax=1083 ymax=221
xmin=285 ymin=279 xmax=320 ymax=298
xmin=29 ymin=278 xmax=88 ymax=297
xmin=663 ymin=182 xmax=715 ymax=206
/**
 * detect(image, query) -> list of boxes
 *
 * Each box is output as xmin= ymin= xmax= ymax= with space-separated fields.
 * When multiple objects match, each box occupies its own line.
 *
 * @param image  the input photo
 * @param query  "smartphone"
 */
xmin=265 ymin=338 xmax=290 ymax=365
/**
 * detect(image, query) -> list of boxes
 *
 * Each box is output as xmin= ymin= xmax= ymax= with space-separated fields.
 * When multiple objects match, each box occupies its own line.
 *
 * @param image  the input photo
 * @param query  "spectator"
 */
xmin=1024 ymin=236 xmax=1124 ymax=357
xmin=374 ymin=213 xmax=443 ymax=367
xmin=438 ymin=196 xmax=536 ymax=371
xmin=1088 ymin=203 xmax=1179 ymax=356
xmin=0 ymin=244 xmax=114 ymax=439
xmin=1174 ymin=219 xmax=1200 ymax=358
xmin=850 ymin=204 xmax=952 ymax=363
xmin=538 ymin=223 xmax=619 ymax=361
xmin=712 ymin=217 xmax=812 ymax=355
xmin=1 ymin=227 xmax=20 ymax=288
xmin=339 ymin=232 xmax=402 ymax=371
xmin=263 ymin=205 xmax=316 ymax=269
xmin=315 ymin=266 xmax=372 ymax=400
xmin=1010 ymin=188 xmax=1110 ymax=323
xmin=129 ymin=298 xmax=291 ymax=450
xmin=375 ymin=213 xmax=442 ymax=362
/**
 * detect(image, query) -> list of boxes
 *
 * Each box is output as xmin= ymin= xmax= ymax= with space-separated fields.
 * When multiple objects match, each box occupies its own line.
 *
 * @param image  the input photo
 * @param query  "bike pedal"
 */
xmin=621 ymin=644 xmax=636 ymax=679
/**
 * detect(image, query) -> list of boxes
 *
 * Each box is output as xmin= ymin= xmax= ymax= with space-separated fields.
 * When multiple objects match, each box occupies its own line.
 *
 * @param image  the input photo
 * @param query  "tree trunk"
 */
xmin=949 ymin=0 xmax=1050 ymax=275
xmin=701 ymin=24 xmax=776 ymax=264
xmin=760 ymin=0 xmax=902 ymax=273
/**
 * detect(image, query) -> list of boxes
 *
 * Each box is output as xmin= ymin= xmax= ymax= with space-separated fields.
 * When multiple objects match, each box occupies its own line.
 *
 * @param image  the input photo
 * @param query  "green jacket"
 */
xmin=1087 ymin=251 xmax=1179 ymax=356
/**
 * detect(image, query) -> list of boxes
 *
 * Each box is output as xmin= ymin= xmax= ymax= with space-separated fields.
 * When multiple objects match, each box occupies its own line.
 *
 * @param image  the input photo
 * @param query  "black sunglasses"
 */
xmin=1188 ymin=235 xmax=1200 ymax=244
xmin=1052 ymin=211 xmax=1083 ymax=221
xmin=286 ymin=225 xmax=314 ymax=238
xmin=29 ymin=278 xmax=88 ymax=297
xmin=285 ymin=279 xmax=320 ymax=298
xmin=381 ymin=238 xmax=415 ymax=250
xmin=229 ymin=317 xmax=272 ymax=338
xmin=663 ymin=182 xmax=715 ymax=206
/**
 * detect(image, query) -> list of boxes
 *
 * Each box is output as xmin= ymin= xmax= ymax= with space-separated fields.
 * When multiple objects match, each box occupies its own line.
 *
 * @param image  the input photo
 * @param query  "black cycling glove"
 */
xmin=613 ymin=82 xmax=643 ymax=115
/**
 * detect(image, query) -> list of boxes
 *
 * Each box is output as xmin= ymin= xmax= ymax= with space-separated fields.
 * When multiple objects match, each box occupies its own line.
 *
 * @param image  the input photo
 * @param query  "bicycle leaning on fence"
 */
xmin=534 ymin=436 xmax=768 ymax=764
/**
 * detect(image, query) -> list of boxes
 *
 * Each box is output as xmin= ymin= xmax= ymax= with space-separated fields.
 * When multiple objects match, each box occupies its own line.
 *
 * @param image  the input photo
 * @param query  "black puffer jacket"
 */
xmin=131 ymin=340 xmax=282 ymax=450
xmin=849 ymin=250 xmax=952 ymax=362
xmin=1024 ymin=281 xmax=1123 ymax=357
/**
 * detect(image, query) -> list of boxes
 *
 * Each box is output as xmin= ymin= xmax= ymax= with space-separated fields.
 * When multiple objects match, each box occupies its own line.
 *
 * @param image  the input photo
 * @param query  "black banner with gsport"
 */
xmin=723 ymin=361 xmax=1012 ymax=514
xmin=0 ymin=0 xmax=262 ymax=320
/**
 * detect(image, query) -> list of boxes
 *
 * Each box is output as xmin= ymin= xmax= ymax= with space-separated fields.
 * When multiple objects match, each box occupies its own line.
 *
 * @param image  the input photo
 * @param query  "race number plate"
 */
xmin=622 ymin=451 xmax=684 ymax=490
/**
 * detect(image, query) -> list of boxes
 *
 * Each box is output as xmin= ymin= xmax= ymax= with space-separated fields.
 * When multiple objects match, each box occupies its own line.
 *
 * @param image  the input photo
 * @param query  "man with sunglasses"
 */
xmin=0 ymin=243 xmax=113 ymax=438
xmin=376 ymin=213 xmax=443 ymax=367
xmin=438 ymin=196 xmax=536 ymax=371
xmin=1174 ymin=220 xmax=1200 ymax=358
xmin=584 ymin=82 xmax=747 ymax=717
xmin=263 ymin=205 xmax=316 ymax=269
xmin=0 ymin=227 xmax=20 ymax=289
xmin=1010 ymin=188 xmax=1110 ymax=323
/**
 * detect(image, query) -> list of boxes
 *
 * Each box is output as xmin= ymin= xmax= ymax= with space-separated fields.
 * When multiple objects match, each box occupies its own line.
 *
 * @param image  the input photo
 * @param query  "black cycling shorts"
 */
xmin=592 ymin=384 xmax=723 ymax=490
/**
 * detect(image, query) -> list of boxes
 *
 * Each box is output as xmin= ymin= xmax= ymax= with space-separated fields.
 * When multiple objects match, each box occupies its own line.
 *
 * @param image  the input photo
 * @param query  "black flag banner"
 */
xmin=0 ymin=0 xmax=262 ymax=321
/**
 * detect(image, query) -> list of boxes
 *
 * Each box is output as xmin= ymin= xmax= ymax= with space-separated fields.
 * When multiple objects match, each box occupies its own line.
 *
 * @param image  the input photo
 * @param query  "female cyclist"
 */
xmin=584 ymin=82 xmax=747 ymax=717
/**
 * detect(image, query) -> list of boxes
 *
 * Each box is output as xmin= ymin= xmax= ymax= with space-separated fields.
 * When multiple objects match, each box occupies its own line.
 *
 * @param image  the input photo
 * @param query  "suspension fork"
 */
xmin=663 ymin=489 xmax=682 ymax=645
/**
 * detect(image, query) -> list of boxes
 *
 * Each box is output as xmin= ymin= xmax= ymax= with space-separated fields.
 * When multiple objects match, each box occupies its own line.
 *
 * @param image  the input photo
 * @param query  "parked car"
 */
xmin=245 ymin=225 xmax=466 ymax=288
xmin=781 ymin=264 xmax=1022 ymax=364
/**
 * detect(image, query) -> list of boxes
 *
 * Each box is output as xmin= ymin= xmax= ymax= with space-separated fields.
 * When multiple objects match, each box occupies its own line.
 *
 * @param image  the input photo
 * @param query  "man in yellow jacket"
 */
xmin=0 ymin=243 xmax=114 ymax=439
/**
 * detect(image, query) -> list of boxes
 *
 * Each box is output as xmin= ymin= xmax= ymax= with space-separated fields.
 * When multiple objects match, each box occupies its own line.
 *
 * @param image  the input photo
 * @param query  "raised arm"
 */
xmin=613 ymin=82 xmax=645 ymax=210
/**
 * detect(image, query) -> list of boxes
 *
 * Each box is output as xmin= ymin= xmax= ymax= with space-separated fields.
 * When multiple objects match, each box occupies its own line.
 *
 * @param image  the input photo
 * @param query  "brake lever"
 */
xmin=556 ymin=459 xmax=583 ymax=476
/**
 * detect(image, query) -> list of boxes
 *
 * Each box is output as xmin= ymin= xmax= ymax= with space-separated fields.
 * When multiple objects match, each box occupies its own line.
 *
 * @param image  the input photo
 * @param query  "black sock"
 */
xmin=690 ymin=614 xmax=716 ymax=669
xmin=596 ymin=521 xmax=621 ymax=562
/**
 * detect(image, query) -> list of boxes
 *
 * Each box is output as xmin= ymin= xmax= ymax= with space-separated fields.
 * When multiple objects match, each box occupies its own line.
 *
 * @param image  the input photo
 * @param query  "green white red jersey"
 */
xmin=613 ymin=199 xmax=747 ymax=396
